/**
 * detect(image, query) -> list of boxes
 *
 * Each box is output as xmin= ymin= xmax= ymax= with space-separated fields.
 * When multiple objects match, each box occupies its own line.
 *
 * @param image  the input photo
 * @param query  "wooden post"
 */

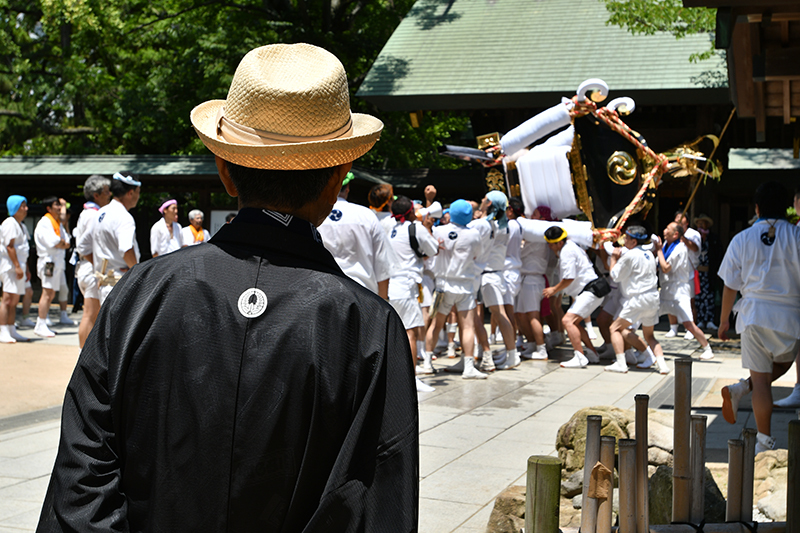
xmin=525 ymin=456 xmax=561 ymax=533
xmin=673 ymin=359 xmax=693 ymax=522
xmin=742 ymin=428 xmax=757 ymax=521
xmin=597 ymin=436 xmax=616 ymax=533
xmin=635 ymin=395 xmax=650 ymax=533
xmin=726 ymin=439 xmax=744 ymax=522
xmin=582 ymin=415 xmax=602 ymax=533
xmin=619 ymin=439 xmax=637 ymax=533
xmin=690 ymin=415 xmax=707 ymax=523
xmin=788 ymin=420 xmax=799 ymax=533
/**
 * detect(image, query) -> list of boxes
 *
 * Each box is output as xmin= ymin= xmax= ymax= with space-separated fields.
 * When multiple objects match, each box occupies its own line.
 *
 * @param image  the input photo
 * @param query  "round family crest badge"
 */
xmin=329 ymin=209 xmax=343 ymax=221
xmin=238 ymin=288 xmax=268 ymax=318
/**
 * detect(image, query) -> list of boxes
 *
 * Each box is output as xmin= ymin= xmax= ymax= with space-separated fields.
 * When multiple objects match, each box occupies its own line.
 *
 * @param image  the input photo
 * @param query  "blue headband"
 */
xmin=6 ymin=195 xmax=27 ymax=216
xmin=113 ymin=172 xmax=142 ymax=187
xmin=625 ymin=229 xmax=649 ymax=241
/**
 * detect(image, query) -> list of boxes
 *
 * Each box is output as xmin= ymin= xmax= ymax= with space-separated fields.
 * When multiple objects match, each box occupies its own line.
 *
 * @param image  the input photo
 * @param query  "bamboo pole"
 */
xmin=619 ymin=439 xmax=637 ymax=533
xmin=690 ymin=415 xmax=707 ymax=523
xmin=742 ymin=428 xmax=757 ymax=521
xmin=525 ymin=456 xmax=562 ymax=533
xmin=673 ymin=359 xmax=693 ymax=522
xmin=582 ymin=415 xmax=603 ymax=533
xmin=788 ymin=420 xmax=799 ymax=533
xmin=598 ymin=436 xmax=616 ymax=533
xmin=635 ymin=394 xmax=650 ymax=533
xmin=726 ymin=439 xmax=744 ymax=522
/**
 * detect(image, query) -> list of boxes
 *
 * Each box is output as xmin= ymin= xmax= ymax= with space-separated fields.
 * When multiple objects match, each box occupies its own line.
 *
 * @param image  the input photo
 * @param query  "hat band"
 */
xmin=216 ymin=107 xmax=353 ymax=146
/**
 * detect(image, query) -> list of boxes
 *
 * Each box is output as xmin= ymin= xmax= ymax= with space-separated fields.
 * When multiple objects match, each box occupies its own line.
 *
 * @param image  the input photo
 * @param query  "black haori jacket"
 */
xmin=37 ymin=213 xmax=419 ymax=533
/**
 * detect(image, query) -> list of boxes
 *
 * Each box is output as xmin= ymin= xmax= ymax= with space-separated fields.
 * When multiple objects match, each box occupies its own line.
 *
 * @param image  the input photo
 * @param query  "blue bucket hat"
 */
xmin=449 ymin=200 xmax=473 ymax=226
xmin=6 ymin=195 xmax=27 ymax=216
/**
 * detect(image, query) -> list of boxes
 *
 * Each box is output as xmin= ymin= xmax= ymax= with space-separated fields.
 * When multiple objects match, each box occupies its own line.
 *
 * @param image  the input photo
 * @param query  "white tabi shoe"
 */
xmin=636 ymin=347 xmax=657 ymax=369
xmin=655 ymin=355 xmax=670 ymax=375
xmin=34 ymin=318 xmax=55 ymax=338
xmin=664 ymin=328 xmax=678 ymax=338
xmin=479 ymin=351 xmax=496 ymax=373
xmin=462 ymin=356 xmax=488 ymax=379
xmin=17 ymin=317 xmax=35 ymax=328
xmin=59 ymin=311 xmax=75 ymax=326
xmin=0 ymin=326 xmax=16 ymax=344
xmin=416 ymin=377 xmax=436 ymax=392
xmin=684 ymin=330 xmax=694 ymax=340
xmin=530 ymin=344 xmax=548 ymax=360
xmin=699 ymin=345 xmax=714 ymax=360
xmin=721 ymin=378 xmax=750 ymax=424
xmin=496 ymin=349 xmax=520 ymax=370
xmin=604 ymin=353 xmax=629 ymax=373
xmin=561 ymin=350 xmax=589 ymax=369
xmin=755 ymin=432 xmax=776 ymax=455
xmin=8 ymin=325 xmax=30 ymax=342
xmin=774 ymin=384 xmax=800 ymax=408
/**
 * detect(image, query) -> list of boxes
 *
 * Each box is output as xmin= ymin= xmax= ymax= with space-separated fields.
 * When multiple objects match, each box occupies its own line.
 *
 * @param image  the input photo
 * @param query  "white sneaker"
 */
xmin=721 ymin=378 xmax=750 ymax=424
xmin=59 ymin=311 xmax=75 ymax=326
xmin=8 ymin=326 xmax=30 ymax=342
xmin=17 ymin=317 xmax=35 ymax=328
xmin=416 ymin=364 xmax=434 ymax=375
xmin=479 ymin=351 xmax=496 ymax=373
xmin=0 ymin=326 xmax=16 ymax=344
xmin=416 ymin=377 xmax=436 ymax=392
xmin=755 ymin=432 xmax=776 ymax=454
xmin=605 ymin=360 xmax=629 ymax=373
xmin=774 ymin=384 xmax=800 ymax=408
xmin=34 ymin=320 xmax=56 ymax=338
xmin=665 ymin=329 xmax=677 ymax=338
xmin=462 ymin=357 xmax=488 ymax=379
xmin=636 ymin=348 xmax=657 ymax=369
xmin=700 ymin=345 xmax=714 ymax=360
xmin=496 ymin=349 xmax=520 ymax=370
xmin=561 ymin=351 xmax=588 ymax=368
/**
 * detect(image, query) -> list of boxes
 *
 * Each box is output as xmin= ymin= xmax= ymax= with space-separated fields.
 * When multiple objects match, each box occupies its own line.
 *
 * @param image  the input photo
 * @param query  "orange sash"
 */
xmin=44 ymin=212 xmax=61 ymax=237
xmin=190 ymin=225 xmax=204 ymax=243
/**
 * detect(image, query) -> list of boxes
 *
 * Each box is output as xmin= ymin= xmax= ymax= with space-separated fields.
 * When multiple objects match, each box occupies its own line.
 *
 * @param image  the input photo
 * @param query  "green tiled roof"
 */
xmin=0 ymin=155 xmax=218 ymax=176
xmin=357 ymin=0 xmax=728 ymax=110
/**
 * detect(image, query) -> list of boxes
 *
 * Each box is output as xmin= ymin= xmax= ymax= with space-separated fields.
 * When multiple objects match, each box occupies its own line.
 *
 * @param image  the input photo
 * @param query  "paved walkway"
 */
xmin=1 ymin=315 xmax=798 ymax=532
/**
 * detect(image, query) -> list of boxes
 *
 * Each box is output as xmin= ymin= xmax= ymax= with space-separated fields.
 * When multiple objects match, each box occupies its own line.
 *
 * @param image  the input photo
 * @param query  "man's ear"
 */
xmin=215 ymin=155 xmax=239 ymax=197
xmin=324 ymin=162 xmax=353 ymax=205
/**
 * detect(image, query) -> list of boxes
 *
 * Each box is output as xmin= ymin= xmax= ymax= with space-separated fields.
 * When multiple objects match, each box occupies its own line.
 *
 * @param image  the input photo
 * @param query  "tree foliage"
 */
xmin=602 ymin=0 xmax=717 ymax=61
xmin=0 ymin=0 xmax=469 ymax=168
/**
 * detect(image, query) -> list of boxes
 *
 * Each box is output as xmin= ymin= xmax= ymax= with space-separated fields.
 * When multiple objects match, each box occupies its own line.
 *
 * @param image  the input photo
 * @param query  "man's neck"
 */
xmin=113 ymin=197 xmax=129 ymax=211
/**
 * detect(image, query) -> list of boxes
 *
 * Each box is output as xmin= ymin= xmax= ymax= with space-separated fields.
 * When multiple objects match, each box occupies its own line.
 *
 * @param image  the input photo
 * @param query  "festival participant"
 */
xmin=718 ymin=182 xmax=800 ymax=453
xmin=606 ymin=226 xmax=669 ymax=374
xmin=694 ymin=214 xmax=718 ymax=330
xmin=0 ymin=195 xmax=32 ymax=343
xmin=182 ymin=209 xmax=210 ymax=245
xmin=666 ymin=211 xmax=702 ymax=338
xmin=387 ymin=195 xmax=440 ymax=391
xmin=33 ymin=196 xmax=71 ymax=337
xmin=426 ymin=199 xmax=487 ymax=379
xmin=91 ymin=172 xmax=141 ymax=305
xmin=514 ymin=205 xmax=551 ymax=360
xmin=56 ymin=198 xmax=76 ymax=326
xmin=319 ymin=172 xmax=396 ymax=298
xmin=369 ymin=183 xmax=396 ymax=234
xmin=73 ymin=175 xmax=112 ymax=348
xmin=654 ymin=222 xmax=714 ymax=360
xmin=542 ymin=226 xmax=603 ymax=368
xmin=38 ymin=43 xmax=418 ymax=532
xmin=150 ymin=199 xmax=184 ymax=257
xmin=503 ymin=199 xmax=524 ymax=351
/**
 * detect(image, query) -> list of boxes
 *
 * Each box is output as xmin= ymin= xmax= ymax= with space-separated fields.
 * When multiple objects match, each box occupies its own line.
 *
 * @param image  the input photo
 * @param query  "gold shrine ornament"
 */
xmin=606 ymin=151 xmax=637 ymax=186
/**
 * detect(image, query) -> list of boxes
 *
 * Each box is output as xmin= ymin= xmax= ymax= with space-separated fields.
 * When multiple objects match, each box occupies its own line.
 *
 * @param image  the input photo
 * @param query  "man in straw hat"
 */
xmin=38 ymin=44 xmax=418 ymax=532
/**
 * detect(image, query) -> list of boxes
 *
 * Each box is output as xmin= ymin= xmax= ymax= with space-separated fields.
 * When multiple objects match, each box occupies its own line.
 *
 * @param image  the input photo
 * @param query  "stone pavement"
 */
xmin=1 ymin=316 xmax=798 ymax=532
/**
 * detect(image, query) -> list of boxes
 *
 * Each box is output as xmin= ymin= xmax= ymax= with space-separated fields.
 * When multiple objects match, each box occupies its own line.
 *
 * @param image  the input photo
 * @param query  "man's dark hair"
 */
xmin=42 ymin=196 xmax=59 ymax=209
xmin=544 ymin=226 xmax=566 ymax=243
xmin=368 ymin=184 xmax=394 ymax=211
xmin=391 ymin=196 xmax=413 ymax=216
xmin=225 ymin=162 xmax=336 ymax=211
xmin=673 ymin=223 xmax=685 ymax=238
xmin=754 ymin=182 xmax=790 ymax=219
xmin=110 ymin=171 xmax=140 ymax=197
xmin=508 ymin=198 xmax=524 ymax=217
xmin=225 ymin=212 xmax=237 ymax=223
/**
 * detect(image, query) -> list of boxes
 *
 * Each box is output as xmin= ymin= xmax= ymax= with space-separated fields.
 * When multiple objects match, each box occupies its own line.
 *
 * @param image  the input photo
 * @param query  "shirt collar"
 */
xmin=231 ymin=207 xmax=323 ymax=244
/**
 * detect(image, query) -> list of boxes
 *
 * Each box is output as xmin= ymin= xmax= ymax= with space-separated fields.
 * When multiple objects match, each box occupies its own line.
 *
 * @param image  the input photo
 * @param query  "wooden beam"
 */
xmin=754 ymin=47 xmax=800 ymax=81
xmin=746 ymin=12 xmax=800 ymax=22
xmin=785 ymin=80 xmax=792 ymax=123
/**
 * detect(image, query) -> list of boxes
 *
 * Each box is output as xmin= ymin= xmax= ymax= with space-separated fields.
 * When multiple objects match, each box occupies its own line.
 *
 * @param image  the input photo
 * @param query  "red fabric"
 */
xmin=694 ymin=271 xmax=701 ymax=295
xmin=541 ymin=275 xmax=551 ymax=316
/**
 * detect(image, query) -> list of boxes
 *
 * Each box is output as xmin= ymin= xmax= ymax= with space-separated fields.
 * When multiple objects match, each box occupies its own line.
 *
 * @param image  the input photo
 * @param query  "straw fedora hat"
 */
xmin=694 ymin=213 xmax=714 ymax=227
xmin=191 ymin=43 xmax=383 ymax=170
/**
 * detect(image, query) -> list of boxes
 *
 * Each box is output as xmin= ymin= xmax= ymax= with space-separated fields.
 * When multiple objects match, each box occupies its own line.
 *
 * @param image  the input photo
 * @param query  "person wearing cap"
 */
xmin=653 ymin=222 xmax=714 ymax=360
xmin=717 ymin=182 xmax=800 ymax=454
xmin=541 ymin=226 xmax=603 ymax=368
xmin=369 ymin=183 xmax=396 ymax=234
xmin=182 ymin=209 xmax=211 ymax=245
xmin=386 ymin=195 xmax=440 ymax=391
xmin=33 ymin=196 xmax=72 ymax=338
xmin=425 ymin=199 xmax=488 ymax=379
xmin=38 ymin=44 xmax=418 ymax=532
xmin=0 ymin=195 xmax=32 ymax=343
xmin=90 ymin=171 xmax=141 ymax=305
xmin=72 ymin=175 xmax=112 ymax=348
xmin=606 ymin=226 xmax=669 ymax=374
xmin=318 ymin=171 xmax=397 ymax=298
xmin=150 ymin=199 xmax=184 ymax=257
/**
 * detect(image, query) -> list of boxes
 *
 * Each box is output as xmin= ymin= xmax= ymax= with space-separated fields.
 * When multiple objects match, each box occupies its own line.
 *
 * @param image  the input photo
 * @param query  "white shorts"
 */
xmin=516 ymin=274 xmax=545 ymax=314
xmin=390 ymin=298 xmax=424 ymax=330
xmin=77 ymin=260 xmax=100 ymax=300
xmin=481 ymin=272 xmax=507 ymax=308
xmin=58 ymin=271 xmax=68 ymax=302
xmin=741 ymin=325 xmax=800 ymax=374
xmin=503 ymin=270 xmax=521 ymax=306
xmin=438 ymin=291 xmax=476 ymax=314
xmin=37 ymin=260 xmax=65 ymax=291
xmin=659 ymin=295 xmax=694 ymax=324
xmin=618 ymin=292 xmax=659 ymax=327
xmin=420 ymin=274 xmax=434 ymax=308
xmin=600 ymin=286 xmax=624 ymax=318
xmin=0 ymin=269 xmax=25 ymax=294
xmin=567 ymin=291 xmax=603 ymax=319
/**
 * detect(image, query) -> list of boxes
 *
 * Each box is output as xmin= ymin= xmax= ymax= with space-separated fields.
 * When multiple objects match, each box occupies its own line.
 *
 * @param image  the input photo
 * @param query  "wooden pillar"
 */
xmin=690 ymin=415 xmax=707 ymax=523
xmin=525 ymin=456 xmax=561 ymax=533
xmin=742 ymin=428 xmax=757 ymax=521
xmin=673 ymin=359 xmax=693 ymax=522
xmin=619 ymin=439 xmax=637 ymax=533
xmin=726 ymin=439 xmax=744 ymax=522
xmin=788 ymin=420 xmax=800 ymax=533
xmin=635 ymin=395 xmax=650 ymax=533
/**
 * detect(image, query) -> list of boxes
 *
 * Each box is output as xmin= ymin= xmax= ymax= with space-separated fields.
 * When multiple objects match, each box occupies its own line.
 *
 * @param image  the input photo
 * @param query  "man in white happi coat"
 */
xmin=718 ymin=182 xmax=800 ymax=453
xmin=665 ymin=211 xmax=702 ymax=338
xmin=33 ymin=196 xmax=72 ymax=338
xmin=182 ymin=209 xmax=211 ymax=245
xmin=425 ymin=199 xmax=487 ymax=379
xmin=541 ymin=226 xmax=603 ymax=368
xmin=654 ymin=222 xmax=714 ymax=360
xmin=386 ymin=195 xmax=440 ymax=392
xmin=318 ymin=173 xmax=396 ymax=298
xmin=606 ymin=226 xmax=669 ymax=374
xmin=73 ymin=175 xmax=112 ymax=348
xmin=368 ymin=183 xmax=396 ymax=235
xmin=150 ymin=199 xmax=184 ymax=257
xmin=514 ymin=205 xmax=551 ymax=361
xmin=92 ymin=172 xmax=141 ymax=305
xmin=0 ymin=195 xmax=32 ymax=343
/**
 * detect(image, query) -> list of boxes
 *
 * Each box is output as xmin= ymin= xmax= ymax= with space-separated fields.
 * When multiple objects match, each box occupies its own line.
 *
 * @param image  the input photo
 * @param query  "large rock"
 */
xmin=754 ymin=449 xmax=788 ymax=520
xmin=556 ymin=406 xmax=634 ymax=473
xmin=561 ymin=469 xmax=584 ymax=498
xmin=648 ymin=465 xmax=725 ymax=524
xmin=627 ymin=418 xmax=674 ymax=453
xmin=486 ymin=485 xmax=525 ymax=533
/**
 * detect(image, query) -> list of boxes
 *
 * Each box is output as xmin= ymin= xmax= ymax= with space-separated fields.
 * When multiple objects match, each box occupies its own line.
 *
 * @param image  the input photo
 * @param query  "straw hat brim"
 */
xmin=191 ymin=100 xmax=383 ymax=170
